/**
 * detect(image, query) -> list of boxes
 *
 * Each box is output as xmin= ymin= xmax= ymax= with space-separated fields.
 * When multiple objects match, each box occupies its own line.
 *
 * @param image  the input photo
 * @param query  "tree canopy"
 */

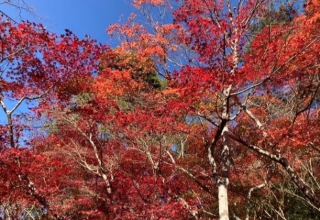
xmin=0 ymin=0 xmax=319 ymax=219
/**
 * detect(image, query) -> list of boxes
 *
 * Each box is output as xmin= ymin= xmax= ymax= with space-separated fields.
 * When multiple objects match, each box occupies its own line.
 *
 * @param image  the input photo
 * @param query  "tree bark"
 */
xmin=7 ymin=114 xmax=16 ymax=149
xmin=218 ymin=125 xmax=231 ymax=220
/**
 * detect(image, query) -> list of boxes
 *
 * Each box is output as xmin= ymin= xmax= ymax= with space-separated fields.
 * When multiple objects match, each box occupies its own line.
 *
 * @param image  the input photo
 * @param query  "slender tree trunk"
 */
xmin=218 ymin=182 xmax=229 ymax=220
xmin=217 ymin=125 xmax=231 ymax=220
xmin=207 ymin=86 xmax=231 ymax=220
xmin=7 ymin=114 xmax=15 ymax=149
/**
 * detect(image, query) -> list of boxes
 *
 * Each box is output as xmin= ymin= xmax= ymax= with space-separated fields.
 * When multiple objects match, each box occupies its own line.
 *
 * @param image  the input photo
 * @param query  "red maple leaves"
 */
xmin=0 ymin=0 xmax=319 ymax=219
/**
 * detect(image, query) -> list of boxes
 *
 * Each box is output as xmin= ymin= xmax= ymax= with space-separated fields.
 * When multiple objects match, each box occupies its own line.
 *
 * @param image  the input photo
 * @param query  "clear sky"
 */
xmin=0 ymin=0 xmax=135 ymax=124
xmin=2 ymin=0 xmax=134 ymax=45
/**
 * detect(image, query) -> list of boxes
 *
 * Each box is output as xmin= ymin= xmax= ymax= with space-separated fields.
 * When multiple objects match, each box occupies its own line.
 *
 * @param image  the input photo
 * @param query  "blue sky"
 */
xmin=0 ymin=0 xmax=135 ymax=125
xmin=2 ymin=0 xmax=134 ymax=44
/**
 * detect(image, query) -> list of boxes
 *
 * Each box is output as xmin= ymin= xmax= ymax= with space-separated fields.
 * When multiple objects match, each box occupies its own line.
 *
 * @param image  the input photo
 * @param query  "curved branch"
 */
xmin=230 ymin=133 xmax=320 ymax=208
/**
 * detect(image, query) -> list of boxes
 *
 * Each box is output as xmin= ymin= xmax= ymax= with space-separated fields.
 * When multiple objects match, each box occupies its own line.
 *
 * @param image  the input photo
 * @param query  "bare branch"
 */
xmin=230 ymin=133 xmax=320 ymax=208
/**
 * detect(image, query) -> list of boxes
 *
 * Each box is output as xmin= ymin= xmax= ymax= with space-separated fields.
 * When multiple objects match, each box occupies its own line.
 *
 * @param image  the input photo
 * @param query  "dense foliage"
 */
xmin=0 ymin=0 xmax=319 ymax=219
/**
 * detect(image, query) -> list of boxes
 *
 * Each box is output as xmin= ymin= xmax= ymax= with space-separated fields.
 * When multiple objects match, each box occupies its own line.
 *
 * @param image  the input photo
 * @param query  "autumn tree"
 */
xmin=108 ymin=0 xmax=320 ymax=219
xmin=45 ymin=46 xmax=209 ymax=218
xmin=0 ymin=19 xmax=106 ymax=218
xmin=0 ymin=0 xmax=319 ymax=219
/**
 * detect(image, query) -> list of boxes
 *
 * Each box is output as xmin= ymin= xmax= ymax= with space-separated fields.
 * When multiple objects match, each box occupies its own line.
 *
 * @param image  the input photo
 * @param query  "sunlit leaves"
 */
xmin=1 ymin=0 xmax=319 ymax=218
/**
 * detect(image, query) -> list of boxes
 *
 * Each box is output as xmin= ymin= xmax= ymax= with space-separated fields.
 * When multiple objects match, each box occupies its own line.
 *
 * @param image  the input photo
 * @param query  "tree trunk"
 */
xmin=218 ymin=183 xmax=229 ymax=220
xmin=7 ymin=114 xmax=15 ymax=149
xmin=218 ymin=125 xmax=231 ymax=220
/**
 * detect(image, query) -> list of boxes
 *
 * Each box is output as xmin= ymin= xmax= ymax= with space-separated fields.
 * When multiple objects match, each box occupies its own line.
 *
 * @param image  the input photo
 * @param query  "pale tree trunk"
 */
xmin=1 ymin=99 xmax=16 ymax=149
xmin=218 ymin=125 xmax=231 ymax=220
xmin=206 ymin=86 xmax=232 ymax=220
xmin=207 ymin=127 xmax=230 ymax=220
xmin=214 ymin=0 xmax=240 ymax=213
xmin=217 ymin=86 xmax=232 ymax=220
xmin=87 ymin=133 xmax=113 ymax=195
xmin=218 ymin=184 xmax=229 ymax=219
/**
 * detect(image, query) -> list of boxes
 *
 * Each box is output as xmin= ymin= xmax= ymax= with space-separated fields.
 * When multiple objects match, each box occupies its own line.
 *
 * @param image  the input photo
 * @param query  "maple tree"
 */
xmin=37 ymin=47 xmax=207 ymax=219
xmin=0 ymin=0 xmax=319 ymax=219
xmin=108 ymin=0 xmax=320 ymax=219
xmin=0 ymin=19 xmax=106 ymax=218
